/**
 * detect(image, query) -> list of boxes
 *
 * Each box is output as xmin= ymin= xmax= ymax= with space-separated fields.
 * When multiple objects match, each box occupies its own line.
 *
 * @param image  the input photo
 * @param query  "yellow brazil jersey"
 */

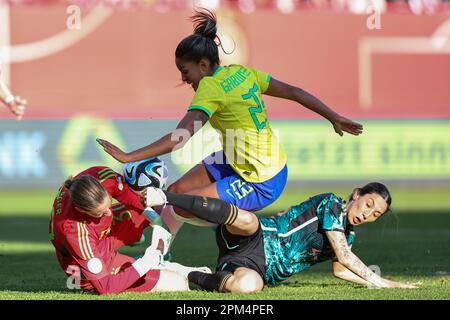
xmin=188 ymin=64 xmax=287 ymax=183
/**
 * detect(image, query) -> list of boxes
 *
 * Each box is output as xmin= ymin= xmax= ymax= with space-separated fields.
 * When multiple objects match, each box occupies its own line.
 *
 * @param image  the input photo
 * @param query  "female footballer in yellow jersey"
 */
xmin=97 ymin=9 xmax=363 ymax=237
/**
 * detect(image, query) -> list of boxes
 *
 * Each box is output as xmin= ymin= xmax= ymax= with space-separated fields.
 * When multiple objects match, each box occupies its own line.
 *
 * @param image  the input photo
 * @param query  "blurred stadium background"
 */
xmin=0 ymin=0 xmax=449 ymax=299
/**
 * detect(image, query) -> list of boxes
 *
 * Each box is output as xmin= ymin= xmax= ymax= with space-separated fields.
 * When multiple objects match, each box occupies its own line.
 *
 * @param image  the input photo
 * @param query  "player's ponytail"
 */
xmin=192 ymin=9 xmax=217 ymax=40
xmin=175 ymin=8 xmax=223 ymax=66
xmin=64 ymin=175 xmax=108 ymax=212
xmin=64 ymin=177 xmax=74 ymax=189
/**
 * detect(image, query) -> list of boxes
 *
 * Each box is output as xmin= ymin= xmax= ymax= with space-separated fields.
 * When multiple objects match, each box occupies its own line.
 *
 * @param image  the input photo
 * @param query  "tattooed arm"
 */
xmin=326 ymin=231 xmax=416 ymax=288
xmin=332 ymin=256 xmax=371 ymax=286
xmin=331 ymin=243 xmax=371 ymax=286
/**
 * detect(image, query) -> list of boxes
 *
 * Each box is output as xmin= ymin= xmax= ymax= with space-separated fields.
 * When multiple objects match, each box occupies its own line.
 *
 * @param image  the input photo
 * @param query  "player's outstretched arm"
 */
xmin=97 ymin=110 xmax=209 ymax=163
xmin=326 ymin=230 xmax=417 ymax=289
xmin=265 ymin=77 xmax=363 ymax=136
xmin=332 ymin=259 xmax=371 ymax=286
xmin=332 ymin=244 xmax=372 ymax=286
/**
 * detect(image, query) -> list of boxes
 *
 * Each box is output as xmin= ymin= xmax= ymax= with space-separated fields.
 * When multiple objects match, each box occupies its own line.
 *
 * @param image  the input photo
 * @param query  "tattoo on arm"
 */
xmin=327 ymin=231 xmax=384 ymax=287
xmin=333 ymin=261 xmax=370 ymax=286
xmin=338 ymin=237 xmax=351 ymax=261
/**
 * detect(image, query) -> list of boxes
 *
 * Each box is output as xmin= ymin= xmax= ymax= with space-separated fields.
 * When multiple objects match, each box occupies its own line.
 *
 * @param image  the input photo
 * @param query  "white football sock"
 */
xmin=161 ymin=205 xmax=184 ymax=235
xmin=158 ymin=261 xmax=212 ymax=278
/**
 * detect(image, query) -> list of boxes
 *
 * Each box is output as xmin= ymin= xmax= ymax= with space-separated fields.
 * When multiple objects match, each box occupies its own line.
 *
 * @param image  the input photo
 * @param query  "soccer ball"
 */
xmin=123 ymin=157 xmax=168 ymax=191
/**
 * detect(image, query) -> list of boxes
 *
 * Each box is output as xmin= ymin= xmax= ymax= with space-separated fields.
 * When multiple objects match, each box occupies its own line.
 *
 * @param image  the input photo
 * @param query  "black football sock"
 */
xmin=188 ymin=271 xmax=233 ymax=292
xmin=163 ymin=192 xmax=239 ymax=226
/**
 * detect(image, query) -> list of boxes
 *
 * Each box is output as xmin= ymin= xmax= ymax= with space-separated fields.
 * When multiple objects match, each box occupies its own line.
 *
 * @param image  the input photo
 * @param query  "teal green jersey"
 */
xmin=260 ymin=194 xmax=355 ymax=285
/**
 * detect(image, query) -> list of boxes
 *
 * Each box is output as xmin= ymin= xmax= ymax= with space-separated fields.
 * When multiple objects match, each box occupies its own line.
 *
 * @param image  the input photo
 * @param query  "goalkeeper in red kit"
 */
xmin=49 ymin=166 xmax=210 ymax=295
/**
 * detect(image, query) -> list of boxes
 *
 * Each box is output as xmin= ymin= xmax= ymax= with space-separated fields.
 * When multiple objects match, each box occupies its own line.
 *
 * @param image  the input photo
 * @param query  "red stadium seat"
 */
xmin=386 ymin=0 xmax=412 ymax=13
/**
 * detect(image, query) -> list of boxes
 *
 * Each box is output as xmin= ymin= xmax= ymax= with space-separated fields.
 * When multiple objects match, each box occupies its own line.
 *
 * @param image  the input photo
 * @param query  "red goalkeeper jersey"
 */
xmin=49 ymin=166 xmax=154 ymax=294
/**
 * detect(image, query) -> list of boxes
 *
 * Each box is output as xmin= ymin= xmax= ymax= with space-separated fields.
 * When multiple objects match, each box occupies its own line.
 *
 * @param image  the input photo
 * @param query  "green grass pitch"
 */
xmin=0 ymin=188 xmax=449 ymax=300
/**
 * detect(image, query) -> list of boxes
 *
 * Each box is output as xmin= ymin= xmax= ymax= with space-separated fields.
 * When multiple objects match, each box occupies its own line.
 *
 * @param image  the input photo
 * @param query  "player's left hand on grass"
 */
xmin=385 ymin=280 xmax=420 ymax=289
xmin=332 ymin=116 xmax=363 ymax=136
xmin=96 ymin=138 xmax=130 ymax=163
xmin=393 ymin=282 xmax=419 ymax=289
xmin=400 ymin=280 xmax=422 ymax=289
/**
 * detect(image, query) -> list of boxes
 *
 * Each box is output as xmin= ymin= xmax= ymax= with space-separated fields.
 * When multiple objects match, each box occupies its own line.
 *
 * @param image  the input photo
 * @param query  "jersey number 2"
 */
xmin=242 ymin=83 xmax=267 ymax=132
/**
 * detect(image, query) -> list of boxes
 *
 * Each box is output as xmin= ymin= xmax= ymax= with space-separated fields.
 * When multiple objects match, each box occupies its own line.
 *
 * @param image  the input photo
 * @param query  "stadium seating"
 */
xmin=3 ymin=0 xmax=450 ymax=14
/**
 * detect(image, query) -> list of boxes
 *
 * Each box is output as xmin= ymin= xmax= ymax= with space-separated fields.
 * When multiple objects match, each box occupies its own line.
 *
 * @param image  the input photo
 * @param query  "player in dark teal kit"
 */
xmin=258 ymin=193 xmax=355 ymax=285
xmin=145 ymin=182 xmax=418 ymax=292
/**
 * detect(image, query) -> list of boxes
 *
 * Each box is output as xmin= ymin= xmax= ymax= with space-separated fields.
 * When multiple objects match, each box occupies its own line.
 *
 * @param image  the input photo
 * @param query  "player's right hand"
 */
xmin=6 ymin=96 xmax=27 ymax=121
xmin=332 ymin=116 xmax=363 ymax=136
xmin=146 ymin=187 xmax=167 ymax=207
xmin=96 ymin=138 xmax=130 ymax=163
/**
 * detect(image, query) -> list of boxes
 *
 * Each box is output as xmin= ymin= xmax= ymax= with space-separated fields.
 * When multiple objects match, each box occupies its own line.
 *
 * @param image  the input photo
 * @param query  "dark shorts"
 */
xmin=215 ymin=223 xmax=266 ymax=282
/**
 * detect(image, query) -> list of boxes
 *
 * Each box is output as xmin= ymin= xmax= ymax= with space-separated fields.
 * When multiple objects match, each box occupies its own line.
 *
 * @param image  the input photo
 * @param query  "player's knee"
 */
xmin=167 ymin=181 xmax=190 ymax=194
xmin=236 ymin=212 xmax=259 ymax=234
xmin=228 ymin=270 xmax=263 ymax=293
xmin=241 ymin=212 xmax=258 ymax=227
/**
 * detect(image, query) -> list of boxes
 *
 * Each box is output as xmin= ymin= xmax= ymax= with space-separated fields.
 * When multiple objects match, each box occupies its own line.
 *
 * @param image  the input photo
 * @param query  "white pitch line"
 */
xmin=358 ymin=18 xmax=450 ymax=110
xmin=0 ymin=2 xmax=10 ymax=86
